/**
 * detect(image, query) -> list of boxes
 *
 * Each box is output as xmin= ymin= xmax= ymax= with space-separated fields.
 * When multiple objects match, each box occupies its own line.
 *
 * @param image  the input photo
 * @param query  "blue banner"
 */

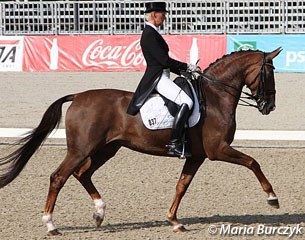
xmin=227 ymin=35 xmax=305 ymax=72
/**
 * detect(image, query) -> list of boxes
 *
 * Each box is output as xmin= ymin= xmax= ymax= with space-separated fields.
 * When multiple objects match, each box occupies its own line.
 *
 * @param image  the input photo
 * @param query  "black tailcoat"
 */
xmin=127 ymin=25 xmax=187 ymax=115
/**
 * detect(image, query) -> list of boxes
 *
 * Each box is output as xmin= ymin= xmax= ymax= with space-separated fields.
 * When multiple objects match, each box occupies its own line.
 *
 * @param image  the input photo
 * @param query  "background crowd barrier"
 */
xmin=0 ymin=0 xmax=305 ymax=35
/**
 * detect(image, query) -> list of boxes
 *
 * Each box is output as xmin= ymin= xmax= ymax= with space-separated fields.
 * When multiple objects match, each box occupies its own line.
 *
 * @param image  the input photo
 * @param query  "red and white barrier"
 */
xmin=21 ymin=35 xmax=227 ymax=72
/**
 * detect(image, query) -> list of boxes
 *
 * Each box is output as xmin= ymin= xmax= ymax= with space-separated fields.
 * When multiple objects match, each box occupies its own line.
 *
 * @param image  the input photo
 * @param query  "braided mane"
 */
xmin=202 ymin=50 xmax=263 ymax=74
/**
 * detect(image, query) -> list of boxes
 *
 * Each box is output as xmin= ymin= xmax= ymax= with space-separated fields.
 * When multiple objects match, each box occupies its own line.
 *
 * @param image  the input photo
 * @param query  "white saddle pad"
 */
xmin=140 ymin=84 xmax=201 ymax=130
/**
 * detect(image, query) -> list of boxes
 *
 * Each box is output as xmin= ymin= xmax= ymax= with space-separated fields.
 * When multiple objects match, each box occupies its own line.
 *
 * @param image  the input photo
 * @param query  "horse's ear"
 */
xmin=267 ymin=47 xmax=283 ymax=60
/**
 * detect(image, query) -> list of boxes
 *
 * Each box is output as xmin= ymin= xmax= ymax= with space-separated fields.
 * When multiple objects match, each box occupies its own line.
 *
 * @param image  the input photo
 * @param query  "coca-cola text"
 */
xmin=82 ymin=39 xmax=146 ymax=68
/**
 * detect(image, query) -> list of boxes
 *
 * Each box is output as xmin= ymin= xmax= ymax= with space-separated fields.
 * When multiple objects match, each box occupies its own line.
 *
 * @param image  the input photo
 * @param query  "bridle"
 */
xmin=241 ymin=52 xmax=276 ymax=110
xmin=191 ymin=52 xmax=276 ymax=110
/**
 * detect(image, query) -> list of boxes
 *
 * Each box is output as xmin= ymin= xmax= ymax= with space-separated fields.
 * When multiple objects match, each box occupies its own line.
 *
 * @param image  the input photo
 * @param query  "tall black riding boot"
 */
xmin=166 ymin=103 xmax=192 ymax=158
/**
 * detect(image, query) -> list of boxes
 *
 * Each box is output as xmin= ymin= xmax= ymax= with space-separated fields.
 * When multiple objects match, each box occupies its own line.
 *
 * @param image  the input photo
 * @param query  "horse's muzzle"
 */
xmin=264 ymin=104 xmax=276 ymax=115
xmin=257 ymin=93 xmax=276 ymax=115
xmin=258 ymin=100 xmax=276 ymax=115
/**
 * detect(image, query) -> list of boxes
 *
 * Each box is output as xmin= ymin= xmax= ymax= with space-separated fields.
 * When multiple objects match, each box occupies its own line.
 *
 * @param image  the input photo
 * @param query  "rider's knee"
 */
xmin=184 ymin=97 xmax=193 ymax=110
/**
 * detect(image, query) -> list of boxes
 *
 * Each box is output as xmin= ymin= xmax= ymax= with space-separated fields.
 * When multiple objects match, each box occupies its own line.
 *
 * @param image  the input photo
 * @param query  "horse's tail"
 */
xmin=0 ymin=94 xmax=74 ymax=188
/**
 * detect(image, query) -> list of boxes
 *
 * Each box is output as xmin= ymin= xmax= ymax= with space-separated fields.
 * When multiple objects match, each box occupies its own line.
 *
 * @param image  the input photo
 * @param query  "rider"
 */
xmin=126 ymin=1 xmax=200 ymax=158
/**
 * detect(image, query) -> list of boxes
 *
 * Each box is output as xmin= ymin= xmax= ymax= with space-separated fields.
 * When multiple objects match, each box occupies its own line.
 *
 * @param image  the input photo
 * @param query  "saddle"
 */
xmin=139 ymin=75 xmax=202 ymax=130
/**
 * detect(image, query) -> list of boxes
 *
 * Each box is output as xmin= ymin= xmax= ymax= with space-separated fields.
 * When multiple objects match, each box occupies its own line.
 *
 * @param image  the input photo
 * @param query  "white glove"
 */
xmin=187 ymin=63 xmax=201 ymax=72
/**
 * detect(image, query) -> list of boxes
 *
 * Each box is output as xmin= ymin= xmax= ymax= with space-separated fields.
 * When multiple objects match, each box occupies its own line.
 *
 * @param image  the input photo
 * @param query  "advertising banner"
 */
xmin=0 ymin=36 xmax=24 ymax=72
xmin=228 ymin=35 xmax=305 ymax=72
xmin=23 ymin=35 xmax=227 ymax=72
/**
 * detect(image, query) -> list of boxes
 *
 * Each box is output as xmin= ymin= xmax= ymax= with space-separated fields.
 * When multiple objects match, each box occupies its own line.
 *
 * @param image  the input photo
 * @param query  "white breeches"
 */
xmin=155 ymin=69 xmax=193 ymax=110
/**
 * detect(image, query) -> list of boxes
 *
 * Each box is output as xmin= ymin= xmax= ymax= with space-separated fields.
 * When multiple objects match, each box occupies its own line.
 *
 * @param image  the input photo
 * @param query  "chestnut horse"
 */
xmin=0 ymin=48 xmax=282 ymax=236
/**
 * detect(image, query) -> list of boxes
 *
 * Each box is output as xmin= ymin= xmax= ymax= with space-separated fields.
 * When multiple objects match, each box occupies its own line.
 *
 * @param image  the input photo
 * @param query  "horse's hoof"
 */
xmin=93 ymin=212 xmax=104 ymax=227
xmin=47 ymin=229 xmax=62 ymax=236
xmin=267 ymin=197 xmax=280 ymax=209
xmin=173 ymin=224 xmax=189 ymax=233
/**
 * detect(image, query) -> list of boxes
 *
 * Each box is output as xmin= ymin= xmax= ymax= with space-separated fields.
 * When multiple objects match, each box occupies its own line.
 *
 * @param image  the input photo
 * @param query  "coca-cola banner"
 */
xmin=0 ymin=36 xmax=24 ymax=72
xmin=23 ymin=35 xmax=226 ymax=72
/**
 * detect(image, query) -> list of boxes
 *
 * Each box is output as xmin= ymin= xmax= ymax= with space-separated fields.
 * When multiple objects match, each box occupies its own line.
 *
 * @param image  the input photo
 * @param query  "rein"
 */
xmin=199 ymin=73 xmax=259 ymax=108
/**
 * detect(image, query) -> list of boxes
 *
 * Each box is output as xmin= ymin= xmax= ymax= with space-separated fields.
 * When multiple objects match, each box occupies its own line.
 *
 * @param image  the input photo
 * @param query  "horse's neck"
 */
xmin=213 ymin=55 xmax=249 ymax=80
xmin=202 ymin=52 xmax=261 ymax=117
xmin=206 ymin=64 xmax=245 ymax=92
xmin=203 ymin=64 xmax=245 ymax=115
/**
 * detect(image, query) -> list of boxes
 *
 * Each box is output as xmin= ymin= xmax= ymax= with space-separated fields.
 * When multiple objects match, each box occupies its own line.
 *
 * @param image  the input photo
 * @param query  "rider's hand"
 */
xmin=187 ymin=63 xmax=201 ymax=73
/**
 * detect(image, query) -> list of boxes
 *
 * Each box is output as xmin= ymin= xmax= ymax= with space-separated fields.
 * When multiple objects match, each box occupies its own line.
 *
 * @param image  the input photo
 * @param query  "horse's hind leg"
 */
xmin=73 ymin=144 xmax=121 ymax=228
xmin=42 ymin=151 xmax=88 ymax=236
xmin=167 ymin=158 xmax=205 ymax=232
xmin=208 ymin=145 xmax=279 ymax=208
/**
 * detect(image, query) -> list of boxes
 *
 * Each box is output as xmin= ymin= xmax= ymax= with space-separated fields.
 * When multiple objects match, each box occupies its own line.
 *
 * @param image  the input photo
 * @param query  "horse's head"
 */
xmin=245 ymin=47 xmax=282 ymax=115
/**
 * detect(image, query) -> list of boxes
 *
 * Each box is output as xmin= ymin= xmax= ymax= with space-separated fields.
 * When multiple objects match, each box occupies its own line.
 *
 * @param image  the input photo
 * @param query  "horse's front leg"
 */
xmin=208 ymin=144 xmax=279 ymax=208
xmin=167 ymin=158 xmax=204 ymax=232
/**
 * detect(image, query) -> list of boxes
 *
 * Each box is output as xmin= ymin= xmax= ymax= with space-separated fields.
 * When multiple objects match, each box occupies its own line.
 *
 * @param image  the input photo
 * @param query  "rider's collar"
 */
xmin=146 ymin=22 xmax=159 ymax=32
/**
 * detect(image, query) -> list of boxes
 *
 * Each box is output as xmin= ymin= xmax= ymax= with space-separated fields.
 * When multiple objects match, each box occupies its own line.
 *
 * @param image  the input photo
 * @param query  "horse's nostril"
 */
xmin=268 ymin=104 xmax=276 ymax=112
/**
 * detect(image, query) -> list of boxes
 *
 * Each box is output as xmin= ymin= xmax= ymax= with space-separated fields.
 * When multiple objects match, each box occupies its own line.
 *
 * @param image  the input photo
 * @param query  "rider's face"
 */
xmin=152 ymin=11 xmax=166 ymax=27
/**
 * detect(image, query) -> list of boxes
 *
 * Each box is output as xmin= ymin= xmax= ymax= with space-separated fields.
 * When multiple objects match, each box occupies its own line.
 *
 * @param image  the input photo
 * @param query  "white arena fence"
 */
xmin=0 ymin=0 xmax=304 ymax=35
xmin=1 ymin=128 xmax=305 ymax=141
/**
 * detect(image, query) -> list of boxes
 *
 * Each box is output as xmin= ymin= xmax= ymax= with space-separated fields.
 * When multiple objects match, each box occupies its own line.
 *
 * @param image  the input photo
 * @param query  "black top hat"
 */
xmin=144 ymin=2 xmax=168 ymax=13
